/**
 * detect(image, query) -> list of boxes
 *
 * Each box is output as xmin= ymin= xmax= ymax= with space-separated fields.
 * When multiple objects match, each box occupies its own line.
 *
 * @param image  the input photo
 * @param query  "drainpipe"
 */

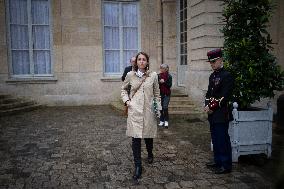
xmin=157 ymin=0 xmax=163 ymax=65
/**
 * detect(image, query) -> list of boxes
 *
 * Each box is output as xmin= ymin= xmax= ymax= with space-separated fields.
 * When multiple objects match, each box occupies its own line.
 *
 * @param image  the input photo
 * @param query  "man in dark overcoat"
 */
xmin=204 ymin=48 xmax=234 ymax=174
xmin=121 ymin=56 xmax=136 ymax=81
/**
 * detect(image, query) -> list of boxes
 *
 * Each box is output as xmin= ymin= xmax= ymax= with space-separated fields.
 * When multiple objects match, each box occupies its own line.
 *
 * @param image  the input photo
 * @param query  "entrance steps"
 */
xmin=169 ymin=89 xmax=206 ymax=120
xmin=0 ymin=94 xmax=43 ymax=116
xmin=111 ymin=88 xmax=207 ymax=120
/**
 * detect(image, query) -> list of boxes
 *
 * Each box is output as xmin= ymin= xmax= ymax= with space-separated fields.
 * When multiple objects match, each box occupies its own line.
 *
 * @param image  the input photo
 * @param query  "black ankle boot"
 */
xmin=133 ymin=165 xmax=142 ymax=181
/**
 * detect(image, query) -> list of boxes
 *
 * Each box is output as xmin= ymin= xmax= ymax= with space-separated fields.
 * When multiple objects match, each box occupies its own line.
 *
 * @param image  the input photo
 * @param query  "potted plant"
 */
xmin=221 ymin=0 xmax=284 ymax=162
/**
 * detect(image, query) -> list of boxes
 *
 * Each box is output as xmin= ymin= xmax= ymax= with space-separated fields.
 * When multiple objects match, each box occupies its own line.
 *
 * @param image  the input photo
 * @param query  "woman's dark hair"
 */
xmin=133 ymin=52 xmax=149 ymax=71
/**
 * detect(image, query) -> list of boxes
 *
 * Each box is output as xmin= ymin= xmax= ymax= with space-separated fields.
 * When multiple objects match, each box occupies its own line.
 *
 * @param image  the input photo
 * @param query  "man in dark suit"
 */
xmin=204 ymin=48 xmax=234 ymax=174
xmin=121 ymin=56 xmax=136 ymax=81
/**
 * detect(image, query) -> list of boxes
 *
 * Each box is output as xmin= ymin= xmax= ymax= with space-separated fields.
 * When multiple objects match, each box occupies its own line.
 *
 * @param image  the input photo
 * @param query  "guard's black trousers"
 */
xmin=210 ymin=122 xmax=232 ymax=170
xmin=132 ymin=138 xmax=153 ymax=166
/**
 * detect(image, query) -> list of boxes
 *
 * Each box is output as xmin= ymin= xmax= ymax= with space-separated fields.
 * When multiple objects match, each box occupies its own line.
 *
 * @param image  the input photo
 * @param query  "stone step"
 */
xmin=169 ymin=99 xmax=195 ymax=106
xmin=0 ymin=97 xmax=19 ymax=104
xmin=168 ymin=104 xmax=196 ymax=111
xmin=169 ymin=110 xmax=207 ymax=120
xmin=0 ymin=93 xmax=43 ymax=117
xmin=0 ymin=94 xmax=12 ymax=99
xmin=0 ymin=104 xmax=43 ymax=116
xmin=0 ymin=100 xmax=35 ymax=110
xmin=169 ymin=96 xmax=194 ymax=102
xmin=110 ymin=100 xmax=206 ymax=120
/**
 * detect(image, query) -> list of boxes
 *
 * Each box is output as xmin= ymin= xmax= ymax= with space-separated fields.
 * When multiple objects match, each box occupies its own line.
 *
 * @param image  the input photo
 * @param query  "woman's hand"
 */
xmin=160 ymin=79 xmax=165 ymax=83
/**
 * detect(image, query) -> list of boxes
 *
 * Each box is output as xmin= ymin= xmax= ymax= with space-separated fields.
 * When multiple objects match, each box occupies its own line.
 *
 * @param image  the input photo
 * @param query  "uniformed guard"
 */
xmin=204 ymin=48 xmax=234 ymax=174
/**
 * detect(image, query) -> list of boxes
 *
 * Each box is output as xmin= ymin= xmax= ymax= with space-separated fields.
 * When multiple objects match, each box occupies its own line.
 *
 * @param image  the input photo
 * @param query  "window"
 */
xmin=6 ymin=0 xmax=52 ymax=77
xmin=179 ymin=0 xmax=187 ymax=65
xmin=103 ymin=1 xmax=139 ymax=75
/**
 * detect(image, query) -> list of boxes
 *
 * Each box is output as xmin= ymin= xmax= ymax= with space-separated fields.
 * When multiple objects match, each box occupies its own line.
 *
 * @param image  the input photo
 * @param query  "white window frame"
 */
xmin=177 ymin=0 xmax=187 ymax=66
xmin=102 ymin=0 xmax=141 ymax=77
xmin=5 ymin=0 xmax=54 ymax=79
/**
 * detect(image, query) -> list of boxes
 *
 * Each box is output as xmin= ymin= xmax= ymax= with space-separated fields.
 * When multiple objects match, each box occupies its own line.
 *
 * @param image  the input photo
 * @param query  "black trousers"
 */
xmin=132 ymin=138 xmax=153 ymax=166
xmin=209 ymin=122 xmax=232 ymax=170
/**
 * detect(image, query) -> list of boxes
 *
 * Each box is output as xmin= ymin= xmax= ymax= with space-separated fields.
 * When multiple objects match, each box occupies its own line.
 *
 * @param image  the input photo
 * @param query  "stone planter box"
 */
xmin=210 ymin=102 xmax=273 ymax=162
xmin=229 ymin=102 xmax=273 ymax=162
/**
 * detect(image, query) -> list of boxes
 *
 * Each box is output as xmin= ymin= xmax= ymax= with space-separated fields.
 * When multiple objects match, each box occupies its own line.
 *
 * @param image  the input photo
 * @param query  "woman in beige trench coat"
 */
xmin=121 ymin=52 xmax=161 ymax=184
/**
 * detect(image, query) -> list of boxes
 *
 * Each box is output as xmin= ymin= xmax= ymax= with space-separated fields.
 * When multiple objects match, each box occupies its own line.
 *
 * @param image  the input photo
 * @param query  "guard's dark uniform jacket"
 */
xmin=205 ymin=67 xmax=234 ymax=123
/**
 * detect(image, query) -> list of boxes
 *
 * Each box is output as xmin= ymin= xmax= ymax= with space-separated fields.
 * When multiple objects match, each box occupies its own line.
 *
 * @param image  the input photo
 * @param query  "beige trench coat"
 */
xmin=121 ymin=70 xmax=161 ymax=138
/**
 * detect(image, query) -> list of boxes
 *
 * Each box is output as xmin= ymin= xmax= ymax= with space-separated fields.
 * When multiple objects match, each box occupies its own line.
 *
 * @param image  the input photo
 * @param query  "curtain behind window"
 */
xmin=104 ymin=2 xmax=138 ymax=74
xmin=8 ymin=0 xmax=51 ymax=76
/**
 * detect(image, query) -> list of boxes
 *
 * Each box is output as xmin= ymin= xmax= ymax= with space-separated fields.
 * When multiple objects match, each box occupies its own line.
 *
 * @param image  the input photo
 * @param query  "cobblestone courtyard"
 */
xmin=0 ymin=106 xmax=280 ymax=188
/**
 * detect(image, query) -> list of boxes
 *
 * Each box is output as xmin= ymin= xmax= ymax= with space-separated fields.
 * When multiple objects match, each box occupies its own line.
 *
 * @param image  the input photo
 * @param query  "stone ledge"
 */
xmin=6 ymin=77 xmax=58 ymax=84
xmin=100 ymin=77 xmax=121 ymax=82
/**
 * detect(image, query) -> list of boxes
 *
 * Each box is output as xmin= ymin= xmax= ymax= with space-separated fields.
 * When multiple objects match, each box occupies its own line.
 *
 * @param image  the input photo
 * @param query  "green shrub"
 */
xmin=222 ymin=0 xmax=284 ymax=108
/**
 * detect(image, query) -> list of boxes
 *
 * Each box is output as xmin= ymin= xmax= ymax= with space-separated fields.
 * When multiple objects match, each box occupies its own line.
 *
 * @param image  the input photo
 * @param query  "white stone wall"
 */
xmin=185 ymin=0 xmax=284 ymax=111
xmin=0 ymin=0 xmax=283 ymax=108
xmin=185 ymin=0 xmax=224 ymax=107
xmin=0 ymin=0 xmax=161 ymax=106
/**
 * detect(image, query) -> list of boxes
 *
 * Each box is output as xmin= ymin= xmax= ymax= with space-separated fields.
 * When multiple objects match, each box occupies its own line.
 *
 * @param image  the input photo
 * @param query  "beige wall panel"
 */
xmin=61 ymin=0 xmax=72 ymax=18
xmin=186 ymin=70 xmax=210 ymax=105
xmin=71 ymin=0 xmax=91 ymax=17
xmin=0 ymin=0 xmax=7 ymax=75
xmin=163 ymin=1 xmax=177 ymax=75
xmin=190 ymin=2 xmax=205 ymax=18
xmin=0 ymin=47 xmax=8 ymax=74
xmin=62 ymin=46 xmax=97 ymax=73
xmin=53 ymin=46 xmax=63 ymax=73
xmin=53 ymin=30 xmax=62 ymax=46
xmin=190 ymin=0 xmax=203 ymax=7
xmin=206 ymin=0 xmax=223 ymax=13
xmin=191 ymin=36 xmax=224 ymax=50
xmin=62 ymin=46 xmax=80 ymax=72
xmin=190 ymin=60 xmax=211 ymax=71
xmin=190 ymin=13 xmax=222 ymax=29
xmin=91 ymin=0 xmax=101 ymax=18
xmin=190 ymin=48 xmax=219 ymax=61
xmin=139 ymin=0 xmax=159 ymax=71
xmin=0 ymin=0 xmax=5 ymax=45
xmin=190 ymin=24 xmax=223 ymax=38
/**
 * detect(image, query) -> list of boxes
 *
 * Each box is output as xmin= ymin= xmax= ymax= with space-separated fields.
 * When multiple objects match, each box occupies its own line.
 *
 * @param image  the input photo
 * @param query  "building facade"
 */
xmin=0 ymin=0 xmax=283 ymax=110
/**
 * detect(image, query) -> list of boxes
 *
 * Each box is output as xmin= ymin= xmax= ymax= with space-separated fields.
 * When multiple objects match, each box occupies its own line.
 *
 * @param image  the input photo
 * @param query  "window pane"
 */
xmin=123 ymin=27 xmax=138 ymax=49
xmin=180 ymin=21 xmax=183 ymax=32
xmin=122 ymin=3 xmax=137 ymax=27
xmin=33 ymin=26 xmax=50 ymax=49
xmin=33 ymin=50 xmax=51 ymax=74
xmin=105 ymin=50 xmax=120 ymax=73
xmin=180 ymin=0 xmax=183 ymax=10
xmin=181 ymin=55 xmax=188 ymax=65
xmin=180 ymin=10 xmax=183 ymax=21
xmin=104 ymin=1 xmax=139 ymax=74
xmin=179 ymin=0 xmax=187 ymax=66
xmin=12 ymin=50 xmax=30 ymax=74
xmin=104 ymin=26 xmax=119 ymax=49
xmin=184 ymin=9 xmax=187 ymax=21
xmin=10 ymin=25 xmax=29 ymax=49
xmin=9 ymin=0 xmax=28 ymax=24
xmin=104 ymin=3 xmax=119 ymax=26
xmin=32 ymin=0 xmax=49 ymax=24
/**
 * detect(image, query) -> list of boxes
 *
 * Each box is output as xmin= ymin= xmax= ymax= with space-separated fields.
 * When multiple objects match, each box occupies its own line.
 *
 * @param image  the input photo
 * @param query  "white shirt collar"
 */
xmin=136 ymin=69 xmax=145 ymax=78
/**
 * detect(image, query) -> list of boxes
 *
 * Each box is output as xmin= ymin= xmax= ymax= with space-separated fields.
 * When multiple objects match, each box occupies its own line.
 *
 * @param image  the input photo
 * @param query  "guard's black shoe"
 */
xmin=206 ymin=161 xmax=217 ymax=168
xmin=147 ymin=156 xmax=153 ymax=164
xmin=214 ymin=167 xmax=231 ymax=174
xmin=132 ymin=165 xmax=142 ymax=182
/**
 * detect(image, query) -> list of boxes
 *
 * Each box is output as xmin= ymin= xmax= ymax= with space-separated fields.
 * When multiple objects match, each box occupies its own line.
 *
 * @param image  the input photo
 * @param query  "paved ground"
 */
xmin=0 ymin=106 xmax=282 ymax=189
